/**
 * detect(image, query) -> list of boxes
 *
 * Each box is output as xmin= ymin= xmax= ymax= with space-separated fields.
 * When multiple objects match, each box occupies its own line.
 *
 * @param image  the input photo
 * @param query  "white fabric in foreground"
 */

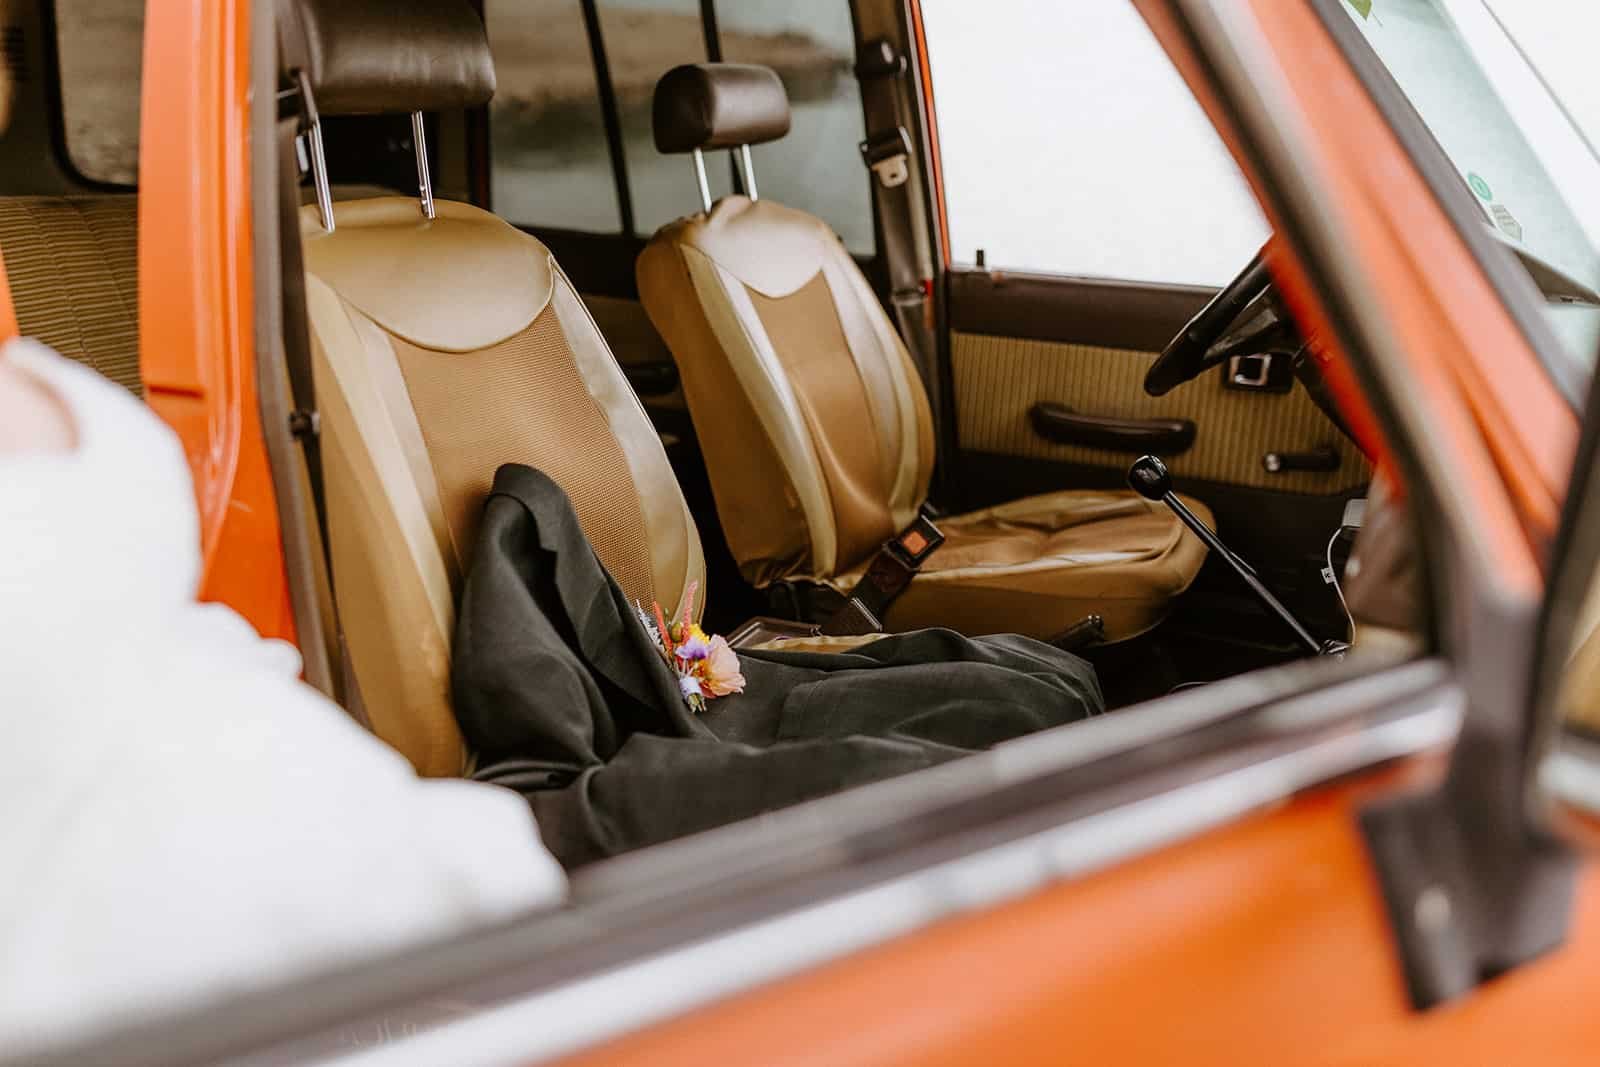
xmin=0 ymin=341 xmax=566 ymax=1056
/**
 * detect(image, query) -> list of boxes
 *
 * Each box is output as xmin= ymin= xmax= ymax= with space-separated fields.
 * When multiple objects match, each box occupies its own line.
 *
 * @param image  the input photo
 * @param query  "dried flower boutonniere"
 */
xmin=636 ymin=582 xmax=745 ymax=712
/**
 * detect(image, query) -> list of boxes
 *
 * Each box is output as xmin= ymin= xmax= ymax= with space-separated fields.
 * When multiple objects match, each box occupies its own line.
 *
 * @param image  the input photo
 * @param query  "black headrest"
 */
xmin=281 ymin=0 xmax=496 ymax=117
xmin=652 ymin=64 xmax=791 ymax=154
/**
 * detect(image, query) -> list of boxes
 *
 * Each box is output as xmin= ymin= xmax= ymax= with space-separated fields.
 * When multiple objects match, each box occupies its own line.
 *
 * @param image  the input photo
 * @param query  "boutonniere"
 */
xmin=636 ymin=581 xmax=745 ymax=712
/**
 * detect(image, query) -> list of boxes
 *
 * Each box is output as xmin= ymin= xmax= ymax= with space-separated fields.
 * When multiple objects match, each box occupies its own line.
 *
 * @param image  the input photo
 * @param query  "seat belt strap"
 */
xmin=821 ymin=510 xmax=946 ymax=636
xmin=853 ymin=34 xmax=943 ymax=442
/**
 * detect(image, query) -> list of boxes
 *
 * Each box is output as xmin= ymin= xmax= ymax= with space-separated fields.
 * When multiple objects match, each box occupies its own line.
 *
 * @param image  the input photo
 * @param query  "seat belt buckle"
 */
xmin=820 ymin=515 xmax=943 ymax=637
xmin=885 ymin=511 xmax=944 ymax=569
xmin=859 ymin=127 xmax=912 ymax=189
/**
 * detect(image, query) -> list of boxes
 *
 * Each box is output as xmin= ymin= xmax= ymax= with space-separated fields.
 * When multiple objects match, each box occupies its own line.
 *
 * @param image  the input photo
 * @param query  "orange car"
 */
xmin=6 ymin=0 xmax=1600 ymax=1062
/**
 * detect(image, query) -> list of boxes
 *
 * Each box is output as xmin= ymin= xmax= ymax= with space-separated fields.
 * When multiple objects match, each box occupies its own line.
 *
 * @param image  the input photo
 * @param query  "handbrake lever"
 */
xmin=1128 ymin=454 xmax=1344 ymax=657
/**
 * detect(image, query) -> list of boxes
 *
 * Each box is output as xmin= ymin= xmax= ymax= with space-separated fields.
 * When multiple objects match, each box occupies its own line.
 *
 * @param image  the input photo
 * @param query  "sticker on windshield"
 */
xmin=1490 ymin=203 xmax=1523 ymax=242
xmin=1343 ymin=0 xmax=1373 ymax=18
xmin=1467 ymin=172 xmax=1494 ymax=201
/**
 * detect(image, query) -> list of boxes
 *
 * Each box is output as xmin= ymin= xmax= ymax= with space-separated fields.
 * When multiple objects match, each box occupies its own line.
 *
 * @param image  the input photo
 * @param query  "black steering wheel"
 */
xmin=1144 ymin=244 xmax=1278 ymax=397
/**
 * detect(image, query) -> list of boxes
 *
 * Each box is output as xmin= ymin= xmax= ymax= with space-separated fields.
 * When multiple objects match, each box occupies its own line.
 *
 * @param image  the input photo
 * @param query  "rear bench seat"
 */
xmin=0 ymin=195 xmax=140 ymax=393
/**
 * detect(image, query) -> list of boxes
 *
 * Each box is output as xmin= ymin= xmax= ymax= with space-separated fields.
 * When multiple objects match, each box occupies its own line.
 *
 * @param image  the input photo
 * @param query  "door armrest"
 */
xmin=1028 ymin=402 xmax=1196 ymax=454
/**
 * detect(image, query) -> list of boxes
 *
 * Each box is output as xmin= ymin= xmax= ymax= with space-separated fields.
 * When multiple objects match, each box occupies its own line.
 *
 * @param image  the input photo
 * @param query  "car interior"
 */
xmin=0 ymin=0 xmax=1416 ymax=851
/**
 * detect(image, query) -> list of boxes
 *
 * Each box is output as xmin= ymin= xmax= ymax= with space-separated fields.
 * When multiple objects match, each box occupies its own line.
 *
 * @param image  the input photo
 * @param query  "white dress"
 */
xmin=0 ymin=341 xmax=566 ymax=1055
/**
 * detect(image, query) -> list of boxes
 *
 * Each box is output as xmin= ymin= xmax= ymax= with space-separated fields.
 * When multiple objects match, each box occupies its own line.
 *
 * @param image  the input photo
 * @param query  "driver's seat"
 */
xmin=637 ymin=64 xmax=1210 ymax=641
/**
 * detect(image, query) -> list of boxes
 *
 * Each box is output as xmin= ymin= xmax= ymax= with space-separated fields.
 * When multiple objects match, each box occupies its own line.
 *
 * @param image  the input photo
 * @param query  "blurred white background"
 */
xmin=921 ymin=0 xmax=1600 ymax=289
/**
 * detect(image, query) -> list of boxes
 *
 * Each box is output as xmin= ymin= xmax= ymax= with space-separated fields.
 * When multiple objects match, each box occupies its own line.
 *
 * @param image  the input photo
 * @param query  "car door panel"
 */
xmin=950 ymin=326 xmax=1369 ymax=496
xmin=943 ymin=268 xmax=1371 ymax=507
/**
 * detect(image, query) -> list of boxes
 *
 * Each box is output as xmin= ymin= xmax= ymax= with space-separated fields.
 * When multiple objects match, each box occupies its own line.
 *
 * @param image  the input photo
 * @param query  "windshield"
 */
xmin=1340 ymin=0 xmax=1600 ymax=403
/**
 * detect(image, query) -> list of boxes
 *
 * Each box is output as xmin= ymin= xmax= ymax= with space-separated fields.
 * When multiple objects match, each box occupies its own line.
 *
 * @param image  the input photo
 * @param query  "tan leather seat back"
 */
xmin=304 ymin=198 xmax=704 ymax=776
xmin=638 ymin=195 xmax=934 ymax=586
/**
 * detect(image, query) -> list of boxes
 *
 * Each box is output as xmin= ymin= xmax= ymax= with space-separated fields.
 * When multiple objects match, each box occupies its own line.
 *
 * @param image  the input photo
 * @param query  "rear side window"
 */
xmin=484 ymin=0 xmax=623 ymax=233
xmin=920 ymin=0 xmax=1269 ymax=287
xmin=720 ymin=4 xmax=869 ymax=253
xmin=55 ymin=0 xmax=144 ymax=186
xmin=485 ymin=0 xmax=873 ymax=254
xmin=593 ymin=0 xmax=718 ymax=234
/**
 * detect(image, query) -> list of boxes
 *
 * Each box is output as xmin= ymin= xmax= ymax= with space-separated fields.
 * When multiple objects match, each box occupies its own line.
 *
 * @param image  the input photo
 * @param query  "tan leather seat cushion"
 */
xmin=0 ymin=196 xmax=140 ymax=393
xmin=825 ymin=490 xmax=1213 ymax=643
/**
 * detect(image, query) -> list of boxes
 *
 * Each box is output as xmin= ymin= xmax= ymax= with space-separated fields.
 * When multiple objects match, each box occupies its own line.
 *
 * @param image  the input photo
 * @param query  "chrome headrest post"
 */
xmin=690 ymin=147 xmax=713 ymax=214
xmin=737 ymin=144 xmax=759 ymax=201
xmin=411 ymin=111 xmax=436 ymax=220
xmin=306 ymin=121 xmax=336 ymax=233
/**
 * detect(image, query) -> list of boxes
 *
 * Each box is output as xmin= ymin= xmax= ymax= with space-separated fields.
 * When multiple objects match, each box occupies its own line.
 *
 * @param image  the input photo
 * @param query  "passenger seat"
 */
xmin=637 ymin=65 xmax=1211 ymax=643
xmin=287 ymin=0 xmax=705 ymax=776
xmin=0 ymin=195 xmax=140 ymax=393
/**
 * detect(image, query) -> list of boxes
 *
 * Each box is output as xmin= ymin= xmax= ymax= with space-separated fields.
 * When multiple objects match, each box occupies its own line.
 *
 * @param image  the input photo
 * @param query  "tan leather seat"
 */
xmin=0 ymin=195 xmax=141 ymax=393
xmin=304 ymin=199 xmax=707 ymax=777
xmin=288 ymin=0 xmax=706 ymax=775
xmin=637 ymin=64 xmax=1209 ymax=643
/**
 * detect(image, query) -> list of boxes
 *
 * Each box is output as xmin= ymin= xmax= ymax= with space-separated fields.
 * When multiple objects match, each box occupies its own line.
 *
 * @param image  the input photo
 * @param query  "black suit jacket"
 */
xmin=453 ymin=465 xmax=1102 ymax=868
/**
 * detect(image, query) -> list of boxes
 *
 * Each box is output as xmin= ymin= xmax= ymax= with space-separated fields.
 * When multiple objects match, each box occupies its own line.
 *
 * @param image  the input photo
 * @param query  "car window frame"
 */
xmin=10 ymin=655 xmax=1454 ymax=1067
xmin=1526 ymin=327 xmax=1600 ymax=841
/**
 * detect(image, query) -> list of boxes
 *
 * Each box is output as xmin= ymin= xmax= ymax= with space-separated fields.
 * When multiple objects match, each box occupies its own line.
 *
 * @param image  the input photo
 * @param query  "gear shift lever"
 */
xmin=1128 ymin=455 xmax=1337 ymax=656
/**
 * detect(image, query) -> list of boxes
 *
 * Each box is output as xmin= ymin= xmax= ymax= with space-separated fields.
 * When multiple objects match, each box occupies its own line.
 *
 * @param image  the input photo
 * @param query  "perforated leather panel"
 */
xmin=748 ymin=272 xmax=896 ymax=570
xmin=951 ymin=331 xmax=1370 ymax=494
xmin=391 ymin=307 xmax=658 ymax=608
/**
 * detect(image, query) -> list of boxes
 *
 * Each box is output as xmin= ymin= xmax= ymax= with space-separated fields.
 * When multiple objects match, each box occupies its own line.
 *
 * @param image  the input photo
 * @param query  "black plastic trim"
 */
xmin=577 ymin=0 xmax=636 ymax=236
xmin=623 ymin=360 xmax=679 ymax=398
xmin=524 ymin=227 xmax=647 ymax=298
xmin=699 ymin=0 xmax=722 ymax=61
xmin=947 ymin=268 xmax=1215 ymax=350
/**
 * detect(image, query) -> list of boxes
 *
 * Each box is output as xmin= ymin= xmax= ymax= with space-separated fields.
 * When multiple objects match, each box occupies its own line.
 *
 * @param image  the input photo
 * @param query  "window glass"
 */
xmin=919 ymin=0 xmax=1269 ymax=287
xmin=594 ymin=0 xmax=726 ymax=234
xmin=485 ymin=0 xmax=871 ymax=248
xmin=720 ymin=3 xmax=873 ymax=254
xmin=56 ymin=0 xmax=144 ymax=185
xmin=1341 ymin=0 xmax=1600 ymax=400
xmin=1486 ymin=0 xmax=1600 ymax=150
xmin=485 ymin=0 xmax=622 ymax=233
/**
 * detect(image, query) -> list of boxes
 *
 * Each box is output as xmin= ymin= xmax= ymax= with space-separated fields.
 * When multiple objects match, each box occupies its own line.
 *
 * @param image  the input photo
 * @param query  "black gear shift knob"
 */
xmin=1127 ymin=454 xmax=1173 ymax=501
